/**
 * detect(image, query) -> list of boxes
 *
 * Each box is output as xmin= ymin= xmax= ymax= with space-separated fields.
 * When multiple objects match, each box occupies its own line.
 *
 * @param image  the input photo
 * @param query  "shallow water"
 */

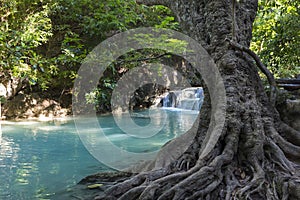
xmin=0 ymin=108 xmax=198 ymax=199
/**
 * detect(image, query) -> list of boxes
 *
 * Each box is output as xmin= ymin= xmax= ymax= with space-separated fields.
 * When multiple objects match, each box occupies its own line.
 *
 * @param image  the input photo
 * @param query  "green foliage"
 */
xmin=147 ymin=5 xmax=179 ymax=29
xmin=251 ymin=0 xmax=300 ymax=78
xmin=0 ymin=0 xmax=178 ymax=111
xmin=0 ymin=96 xmax=5 ymax=103
xmin=130 ymin=33 xmax=188 ymax=52
xmin=0 ymin=0 xmax=53 ymax=89
xmin=2 ymin=0 xmax=299 ymax=112
xmin=51 ymin=0 xmax=178 ymax=44
xmin=0 ymin=0 xmax=177 ymax=94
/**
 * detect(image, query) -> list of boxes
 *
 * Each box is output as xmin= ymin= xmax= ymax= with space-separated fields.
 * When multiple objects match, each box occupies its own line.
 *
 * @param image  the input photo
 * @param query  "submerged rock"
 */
xmin=51 ymin=171 xmax=132 ymax=200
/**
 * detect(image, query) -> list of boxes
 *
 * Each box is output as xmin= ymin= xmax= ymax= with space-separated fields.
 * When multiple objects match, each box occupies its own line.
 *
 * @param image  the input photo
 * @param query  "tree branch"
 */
xmin=227 ymin=39 xmax=277 ymax=106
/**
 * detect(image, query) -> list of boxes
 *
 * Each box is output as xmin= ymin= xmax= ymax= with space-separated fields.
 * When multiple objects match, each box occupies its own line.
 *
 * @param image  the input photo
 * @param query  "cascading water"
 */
xmin=157 ymin=87 xmax=204 ymax=111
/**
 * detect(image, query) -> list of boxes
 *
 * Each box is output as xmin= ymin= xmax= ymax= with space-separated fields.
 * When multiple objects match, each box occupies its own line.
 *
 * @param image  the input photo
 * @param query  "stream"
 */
xmin=0 ymin=108 xmax=199 ymax=199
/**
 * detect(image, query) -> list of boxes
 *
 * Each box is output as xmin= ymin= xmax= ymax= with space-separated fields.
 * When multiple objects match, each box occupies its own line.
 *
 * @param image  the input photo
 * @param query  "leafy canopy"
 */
xmin=251 ymin=0 xmax=300 ymax=78
xmin=1 ymin=0 xmax=299 ymax=111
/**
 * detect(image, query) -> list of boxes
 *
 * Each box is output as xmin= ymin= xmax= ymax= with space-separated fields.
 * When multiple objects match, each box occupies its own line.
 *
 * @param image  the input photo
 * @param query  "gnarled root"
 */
xmin=277 ymin=122 xmax=300 ymax=146
xmin=92 ymin=118 xmax=300 ymax=200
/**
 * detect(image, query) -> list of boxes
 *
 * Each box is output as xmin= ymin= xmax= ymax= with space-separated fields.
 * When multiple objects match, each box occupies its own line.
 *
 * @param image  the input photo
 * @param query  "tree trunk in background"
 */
xmin=98 ymin=0 xmax=300 ymax=199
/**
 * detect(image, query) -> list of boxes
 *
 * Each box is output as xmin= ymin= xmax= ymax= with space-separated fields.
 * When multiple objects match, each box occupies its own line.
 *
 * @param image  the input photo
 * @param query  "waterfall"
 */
xmin=157 ymin=87 xmax=204 ymax=111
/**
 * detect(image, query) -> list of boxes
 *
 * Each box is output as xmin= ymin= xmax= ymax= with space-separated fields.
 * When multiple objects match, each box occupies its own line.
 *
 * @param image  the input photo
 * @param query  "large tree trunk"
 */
xmin=95 ymin=0 xmax=300 ymax=199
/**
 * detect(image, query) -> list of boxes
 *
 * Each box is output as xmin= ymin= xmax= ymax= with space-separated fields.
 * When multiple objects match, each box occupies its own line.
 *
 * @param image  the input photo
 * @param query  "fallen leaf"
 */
xmin=87 ymin=184 xmax=103 ymax=189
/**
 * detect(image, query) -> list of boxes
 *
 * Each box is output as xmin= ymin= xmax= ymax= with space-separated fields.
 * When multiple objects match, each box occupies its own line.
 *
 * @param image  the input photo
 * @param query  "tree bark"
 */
xmin=94 ymin=0 xmax=300 ymax=199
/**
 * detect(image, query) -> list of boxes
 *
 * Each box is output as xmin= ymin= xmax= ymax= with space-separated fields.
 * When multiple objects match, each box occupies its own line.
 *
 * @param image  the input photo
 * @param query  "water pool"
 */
xmin=0 ymin=108 xmax=198 ymax=199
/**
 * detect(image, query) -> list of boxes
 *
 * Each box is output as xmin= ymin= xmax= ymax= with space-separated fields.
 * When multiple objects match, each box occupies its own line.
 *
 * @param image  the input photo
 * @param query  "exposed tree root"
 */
xmin=92 ymin=76 xmax=300 ymax=200
xmin=278 ymin=123 xmax=300 ymax=146
xmin=87 ymin=0 xmax=300 ymax=198
xmin=93 ymin=68 xmax=300 ymax=200
xmin=92 ymin=116 xmax=300 ymax=200
xmin=264 ymin=138 xmax=295 ymax=173
xmin=103 ymin=169 xmax=169 ymax=197
xmin=265 ymin=122 xmax=300 ymax=163
xmin=234 ymin=159 xmax=265 ymax=199
xmin=118 ymin=186 xmax=147 ymax=200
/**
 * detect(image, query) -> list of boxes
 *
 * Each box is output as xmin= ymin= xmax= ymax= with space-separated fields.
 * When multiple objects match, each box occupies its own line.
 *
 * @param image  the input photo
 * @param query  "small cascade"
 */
xmin=162 ymin=90 xmax=181 ymax=107
xmin=155 ymin=87 xmax=204 ymax=111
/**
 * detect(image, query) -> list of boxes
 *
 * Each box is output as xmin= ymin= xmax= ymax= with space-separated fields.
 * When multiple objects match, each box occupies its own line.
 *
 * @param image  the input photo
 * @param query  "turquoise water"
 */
xmin=0 ymin=108 xmax=198 ymax=199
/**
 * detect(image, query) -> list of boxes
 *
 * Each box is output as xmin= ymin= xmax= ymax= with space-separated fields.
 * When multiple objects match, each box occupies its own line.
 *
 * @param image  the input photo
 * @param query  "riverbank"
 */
xmin=0 ymin=92 xmax=71 ymax=120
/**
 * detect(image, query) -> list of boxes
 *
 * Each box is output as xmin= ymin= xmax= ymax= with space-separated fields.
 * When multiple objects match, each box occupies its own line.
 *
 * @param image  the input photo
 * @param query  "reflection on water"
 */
xmin=0 ymin=108 xmax=198 ymax=199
